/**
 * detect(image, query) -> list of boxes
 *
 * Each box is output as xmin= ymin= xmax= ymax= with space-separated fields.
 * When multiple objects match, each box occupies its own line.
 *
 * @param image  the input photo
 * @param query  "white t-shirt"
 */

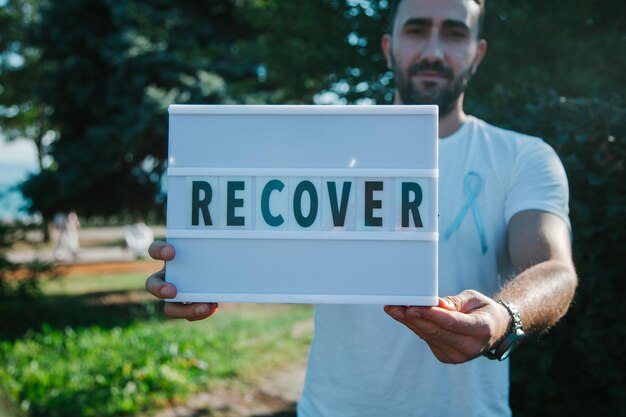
xmin=297 ymin=116 xmax=570 ymax=417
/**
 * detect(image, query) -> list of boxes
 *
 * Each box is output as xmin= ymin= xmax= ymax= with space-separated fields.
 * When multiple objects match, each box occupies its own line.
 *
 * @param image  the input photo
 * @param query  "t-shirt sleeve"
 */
xmin=504 ymin=138 xmax=570 ymax=230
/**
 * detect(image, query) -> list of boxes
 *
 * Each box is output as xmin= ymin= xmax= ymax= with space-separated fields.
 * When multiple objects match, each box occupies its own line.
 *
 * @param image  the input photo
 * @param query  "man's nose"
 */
xmin=420 ymin=34 xmax=444 ymax=63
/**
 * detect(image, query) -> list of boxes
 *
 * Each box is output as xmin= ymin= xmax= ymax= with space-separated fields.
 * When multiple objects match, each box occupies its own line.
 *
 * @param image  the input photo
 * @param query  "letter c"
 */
xmin=261 ymin=180 xmax=285 ymax=227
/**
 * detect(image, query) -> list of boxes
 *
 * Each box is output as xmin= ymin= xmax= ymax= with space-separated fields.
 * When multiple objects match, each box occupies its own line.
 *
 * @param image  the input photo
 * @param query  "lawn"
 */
xmin=0 ymin=271 xmax=313 ymax=417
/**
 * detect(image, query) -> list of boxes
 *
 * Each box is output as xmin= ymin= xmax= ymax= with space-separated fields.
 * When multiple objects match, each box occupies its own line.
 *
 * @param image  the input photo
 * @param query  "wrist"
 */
xmin=495 ymin=301 xmax=513 ymax=344
xmin=484 ymin=300 xmax=526 ymax=361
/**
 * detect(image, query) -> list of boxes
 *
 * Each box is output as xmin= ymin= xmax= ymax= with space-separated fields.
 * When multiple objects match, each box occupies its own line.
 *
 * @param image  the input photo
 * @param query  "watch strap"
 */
xmin=483 ymin=300 xmax=525 ymax=361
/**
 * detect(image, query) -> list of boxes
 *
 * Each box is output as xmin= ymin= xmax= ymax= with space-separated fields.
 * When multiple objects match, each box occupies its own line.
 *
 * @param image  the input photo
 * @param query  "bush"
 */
xmin=0 ymin=221 xmax=54 ymax=305
xmin=506 ymin=95 xmax=625 ymax=416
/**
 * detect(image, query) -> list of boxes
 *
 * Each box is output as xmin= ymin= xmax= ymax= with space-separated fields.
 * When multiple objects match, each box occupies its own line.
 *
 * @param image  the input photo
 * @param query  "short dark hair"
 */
xmin=387 ymin=0 xmax=485 ymax=39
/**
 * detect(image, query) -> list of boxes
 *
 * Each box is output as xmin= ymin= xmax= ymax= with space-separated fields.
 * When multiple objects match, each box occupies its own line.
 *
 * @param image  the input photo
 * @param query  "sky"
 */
xmin=0 ymin=136 xmax=39 ymax=171
xmin=0 ymin=137 xmax=39 ymax=220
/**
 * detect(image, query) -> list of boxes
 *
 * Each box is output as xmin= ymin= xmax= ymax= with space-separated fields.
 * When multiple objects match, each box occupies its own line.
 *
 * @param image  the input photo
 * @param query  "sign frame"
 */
xmin=166 ymin=105 xmax=438 ymax=305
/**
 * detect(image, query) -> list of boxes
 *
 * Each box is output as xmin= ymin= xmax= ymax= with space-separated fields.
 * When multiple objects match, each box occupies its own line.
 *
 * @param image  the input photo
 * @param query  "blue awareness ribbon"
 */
xmin=444 ymin=171 xmax=488 ymax=254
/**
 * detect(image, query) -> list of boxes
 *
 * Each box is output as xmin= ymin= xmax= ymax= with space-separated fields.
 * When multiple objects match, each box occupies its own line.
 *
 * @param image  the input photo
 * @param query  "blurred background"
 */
xmin=0 ymin=0 xmax=624 ymax=416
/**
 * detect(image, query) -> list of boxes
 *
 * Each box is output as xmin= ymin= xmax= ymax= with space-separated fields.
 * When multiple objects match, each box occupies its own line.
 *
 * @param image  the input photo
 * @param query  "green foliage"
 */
xmin=243 ymin=0 xmax=626 ymax=106
xmin=467 ymin=0 xmax=626 ymax=126
xmin=239 ymin=0 xmax=390 ymax=104
xmin=0 ymin=0 xmax=50 ymax=171
xmin=0 ymin=306 xmax=312 ymax=417
xmin=0 ymin=222 xmax=53 ymax=306
xmin=1 ymin=323 xmax=232 ymax=416
xmin=509 ymin=96 xmax=626 ymax=417
xmin=0 ymin=272 xmax=156 ymax=341
xmin=19 ymin=0 xmax=260 ymax=219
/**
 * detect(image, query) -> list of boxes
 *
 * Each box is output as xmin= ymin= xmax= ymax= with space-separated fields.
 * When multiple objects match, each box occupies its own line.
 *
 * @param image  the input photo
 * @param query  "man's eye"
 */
xmin=405 ymin=27 xmax=426 ymax=35
xmin=448 ymin=30 xmax=467 ymax=39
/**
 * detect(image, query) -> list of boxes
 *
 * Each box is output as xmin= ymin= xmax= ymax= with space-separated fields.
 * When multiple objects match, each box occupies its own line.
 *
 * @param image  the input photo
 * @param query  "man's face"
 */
xmin=382 ymin=0 xmax=486 ymax=114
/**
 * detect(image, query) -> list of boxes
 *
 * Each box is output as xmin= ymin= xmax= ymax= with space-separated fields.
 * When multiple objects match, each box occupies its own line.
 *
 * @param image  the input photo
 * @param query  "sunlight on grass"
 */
xmin=41 ymin=272 xmax=148 ymax=295
xmin=1 ymin=271 xmax=313 ymax=417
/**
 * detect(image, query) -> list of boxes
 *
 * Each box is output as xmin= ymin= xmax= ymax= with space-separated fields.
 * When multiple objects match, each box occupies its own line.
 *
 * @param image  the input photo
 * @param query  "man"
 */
xmin=146 ymin=0 xmax=578 ymax=415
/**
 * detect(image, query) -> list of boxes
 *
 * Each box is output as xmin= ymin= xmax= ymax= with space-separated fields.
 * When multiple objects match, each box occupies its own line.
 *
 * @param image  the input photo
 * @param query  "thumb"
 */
xmin=437 ymin=297 xmax=456 ymax=310
xmin=441 ymin=290 xmax=488 ymax=314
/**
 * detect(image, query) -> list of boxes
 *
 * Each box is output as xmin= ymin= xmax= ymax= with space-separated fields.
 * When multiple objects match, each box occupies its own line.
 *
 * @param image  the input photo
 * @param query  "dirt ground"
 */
xmin=146 ymin=366 xmax=304 ymax=417
xmin=56 ymin=259 xmax=162 ymax=276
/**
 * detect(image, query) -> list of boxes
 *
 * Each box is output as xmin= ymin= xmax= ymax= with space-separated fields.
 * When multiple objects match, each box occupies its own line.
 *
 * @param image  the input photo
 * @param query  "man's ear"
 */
xmin=381 ymin=33 xmax=393 ymax=69
xmin=471 ymin=39 xmax=488 ymax=75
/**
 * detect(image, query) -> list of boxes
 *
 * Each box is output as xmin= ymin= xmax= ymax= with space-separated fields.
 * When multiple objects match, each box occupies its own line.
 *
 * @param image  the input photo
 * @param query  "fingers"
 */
xmin=148 ymin=241 xmax=175 ymax=261
xmin=145 ymin=271 xmax=219 ymax=321
xmin=146 ymin=241 xmax=175 ymax=298
xmin=385 ymin=290 xmax=504 ymax=364
xmin=384 ymin=305 xmax=405 ymax=318
xmin=387 ymin=306 xmax=474 ymax=343
xmin=386 ymin=305 xmax=483 ymax=335
xmin=146 ymin=241 xmax=175 ymax=297
xmin=144 ymin=241 xmax=218 ymax=322
xmin=164 ymin=302 xmax=219 ymax=321
xmin=384 ymin=304 xmax=490 ymax=363
xmin=145 ymin=270 xmax=177 ymax=299
xmin=401 ymin=314 xmax=485 ymax=358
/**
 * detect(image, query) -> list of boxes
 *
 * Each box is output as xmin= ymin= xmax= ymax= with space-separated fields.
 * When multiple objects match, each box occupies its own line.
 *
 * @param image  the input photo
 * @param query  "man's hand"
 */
xmin=384 ymin=290 xmax=511 ymax=364
xmin=145 ymin=241 xmax=218 ymax=321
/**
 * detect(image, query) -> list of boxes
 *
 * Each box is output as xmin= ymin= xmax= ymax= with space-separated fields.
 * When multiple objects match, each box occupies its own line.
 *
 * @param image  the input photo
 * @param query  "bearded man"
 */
xmin=146 ymin=1 xmax=577 ymax=415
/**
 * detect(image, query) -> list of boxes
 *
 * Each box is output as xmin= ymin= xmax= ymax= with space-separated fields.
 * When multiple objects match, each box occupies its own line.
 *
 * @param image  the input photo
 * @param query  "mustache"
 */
xmin=408 ymin=61 xmax=454 ymax=79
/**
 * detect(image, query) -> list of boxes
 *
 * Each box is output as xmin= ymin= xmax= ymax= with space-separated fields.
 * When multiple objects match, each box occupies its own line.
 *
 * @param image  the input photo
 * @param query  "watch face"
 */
xmin=500 ymin=330 xmax=525 ymax=361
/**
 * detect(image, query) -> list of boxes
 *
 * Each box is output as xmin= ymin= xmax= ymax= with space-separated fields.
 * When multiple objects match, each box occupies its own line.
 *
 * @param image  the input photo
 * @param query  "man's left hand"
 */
xmin=385 ymin=290 xmax=511 ymax=364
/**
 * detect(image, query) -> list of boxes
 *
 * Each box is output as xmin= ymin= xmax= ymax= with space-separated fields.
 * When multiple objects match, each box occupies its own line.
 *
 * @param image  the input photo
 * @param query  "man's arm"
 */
xmin=145 ymin=241 xmax=219 ymax=321
xmin=384 ymin=209 xmax=578 ymax=364
xmin=495 ymin=209 xmax=577 ymax=333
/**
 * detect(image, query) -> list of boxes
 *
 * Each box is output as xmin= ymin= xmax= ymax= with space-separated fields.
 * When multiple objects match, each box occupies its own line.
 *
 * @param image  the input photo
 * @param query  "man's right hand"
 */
xmin=145 ymin=241 xmax=219 ymax=321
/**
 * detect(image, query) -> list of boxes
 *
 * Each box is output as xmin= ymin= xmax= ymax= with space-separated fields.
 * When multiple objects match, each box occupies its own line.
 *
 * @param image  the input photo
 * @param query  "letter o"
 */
xmin=293 ymin=180 xmax=318 ymax=228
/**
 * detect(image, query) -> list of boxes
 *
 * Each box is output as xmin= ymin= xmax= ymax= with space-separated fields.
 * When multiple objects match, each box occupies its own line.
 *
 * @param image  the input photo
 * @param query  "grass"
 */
xmin=0 ymin=272 xmax=313 ymax=417
xmin=0 ymin=272 xmax=160 ymax=341
xmin=40 ymin=272 xmax=148 ymax=295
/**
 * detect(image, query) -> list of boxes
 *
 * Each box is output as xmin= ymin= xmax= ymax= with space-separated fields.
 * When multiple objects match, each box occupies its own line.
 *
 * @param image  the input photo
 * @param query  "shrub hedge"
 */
xmin=502 ymin=95 xmax=625 ymax=416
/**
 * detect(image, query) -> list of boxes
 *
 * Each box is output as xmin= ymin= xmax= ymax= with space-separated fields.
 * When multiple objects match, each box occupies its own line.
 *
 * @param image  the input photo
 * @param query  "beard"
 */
xmin=392 ymin=55 xmax=473 ymax=116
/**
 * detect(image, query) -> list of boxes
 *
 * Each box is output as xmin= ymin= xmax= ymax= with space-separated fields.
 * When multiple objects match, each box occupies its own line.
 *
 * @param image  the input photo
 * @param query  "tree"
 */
xmin=0 ymin=220 xmax=54 ymax=320
xmin=241 ymin=0 xmax=626 ymax=109
xmin=508 ymin=96 xmax=625 ymax=417
xmin=0 ymin=0 xmax=52 ymax=172
xmin=20 ymin=0 xmax=260 ymax=220
xmin=239 ymin=0 xmax=390 ymax=104
xmin=465 ymin=0 xmax=626 ymax=127
xmin=1 ymin=0 xmax=56 ymax=240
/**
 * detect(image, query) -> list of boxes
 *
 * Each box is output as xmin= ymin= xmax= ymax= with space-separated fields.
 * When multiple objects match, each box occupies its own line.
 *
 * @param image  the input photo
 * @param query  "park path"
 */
xmin=147 ymin=365 xmax=304 ymax=417
xmin=7 ymin=225 xmax=166 ymax=265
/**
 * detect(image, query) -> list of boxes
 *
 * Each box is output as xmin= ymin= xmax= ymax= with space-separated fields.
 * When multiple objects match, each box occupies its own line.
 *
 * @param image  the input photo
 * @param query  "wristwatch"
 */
xmin=483 ymin=300 xmax=525 ymax=361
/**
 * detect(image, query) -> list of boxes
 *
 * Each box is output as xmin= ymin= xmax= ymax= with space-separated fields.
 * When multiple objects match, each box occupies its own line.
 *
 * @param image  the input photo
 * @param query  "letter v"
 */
xmin=327 ymin=181 xmax=352 ymax=227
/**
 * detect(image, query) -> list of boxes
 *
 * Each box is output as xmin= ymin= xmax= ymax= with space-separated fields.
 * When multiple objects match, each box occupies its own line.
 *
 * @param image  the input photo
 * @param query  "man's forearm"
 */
xmin=495 ymin=259 xmax=577 ymax=335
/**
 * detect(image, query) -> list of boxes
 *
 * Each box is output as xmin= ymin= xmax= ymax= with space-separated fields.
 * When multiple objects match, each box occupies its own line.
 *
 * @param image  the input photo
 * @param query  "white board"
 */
xmin=166 ymin=105 xmax=438 ymax=305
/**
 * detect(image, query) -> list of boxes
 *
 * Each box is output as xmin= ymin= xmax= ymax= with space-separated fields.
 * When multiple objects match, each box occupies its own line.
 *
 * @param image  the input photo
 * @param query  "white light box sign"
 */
xmin=166 ymin=105 xmax=438 ymax=305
